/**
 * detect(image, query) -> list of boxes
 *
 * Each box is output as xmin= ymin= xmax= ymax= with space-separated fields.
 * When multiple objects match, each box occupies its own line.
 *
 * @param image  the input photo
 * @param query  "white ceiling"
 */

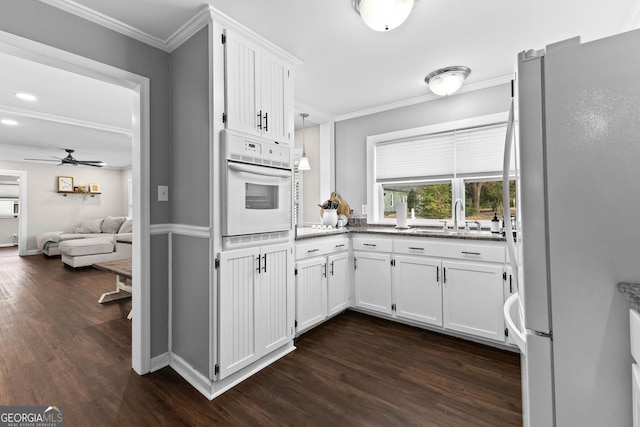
xmin=1 ymin=0 xmax=639 ymax=166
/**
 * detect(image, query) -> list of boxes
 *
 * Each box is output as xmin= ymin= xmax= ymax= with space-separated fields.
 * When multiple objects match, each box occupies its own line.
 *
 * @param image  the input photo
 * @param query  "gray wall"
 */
xmin=0 ymin=0 xmax=171 ymax=356
xmin=170 ymin=27 xmax=211 ymax=227
xmin=171 ymin=234 xmax=210 ymax=376
xmin=150 ymin=233 xmax=169 ymax=356
xmin=335 ymin=84 xmax=512 ymax=215
xmin=169 ymin=27 xmax=212 ymax=376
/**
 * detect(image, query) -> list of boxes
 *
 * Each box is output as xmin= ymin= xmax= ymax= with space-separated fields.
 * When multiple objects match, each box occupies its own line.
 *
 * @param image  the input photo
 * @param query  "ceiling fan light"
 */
xmin=425 ymin=66 xmax=471 ymax=96
xmin=355 ymin=0 xmax=415 ymax=32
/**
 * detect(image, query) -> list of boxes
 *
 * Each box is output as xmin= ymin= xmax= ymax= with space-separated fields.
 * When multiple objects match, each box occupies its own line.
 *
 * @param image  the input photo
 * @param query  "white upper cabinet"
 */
xmin=224 ymin=29 xmax=293 ymax=144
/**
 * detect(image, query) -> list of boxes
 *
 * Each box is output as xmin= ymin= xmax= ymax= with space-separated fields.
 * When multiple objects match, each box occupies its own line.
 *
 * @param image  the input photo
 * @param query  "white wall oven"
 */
xmin=222 ymin=130 xmax=292 ymax=248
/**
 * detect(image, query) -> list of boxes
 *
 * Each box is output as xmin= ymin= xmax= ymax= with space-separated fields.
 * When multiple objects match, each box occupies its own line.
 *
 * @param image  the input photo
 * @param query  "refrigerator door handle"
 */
xmin=504 ymin=292 xmax=527 ymax=354
xmin=502 ymin=99 xmax=519 ymax=293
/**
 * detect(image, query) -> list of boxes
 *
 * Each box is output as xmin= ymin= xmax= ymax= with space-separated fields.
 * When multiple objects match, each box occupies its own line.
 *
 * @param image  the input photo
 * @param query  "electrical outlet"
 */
xmin=361 ymin=204 xmax=367 ymax=215
xmin=158 ymin=185 xmax=169 ymax=202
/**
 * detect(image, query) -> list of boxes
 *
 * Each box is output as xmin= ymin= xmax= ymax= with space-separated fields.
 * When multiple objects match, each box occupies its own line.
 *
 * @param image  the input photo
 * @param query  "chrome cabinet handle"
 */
xmin=363 ymin=243 xmax=377 ymax=247
xmin=436 ymin=266 xmax=440 ymax=283
xmin=264 ymin=112 xmax=268 ymax=131
xmin=262 ymin=254 xmax=267 ymax=273
xmin=335 ymin=244 xmax=345 ymax=248
xmin=307 ymin=248 xmax=320 ymax=253
xmin=323 ymin=263 xmax=327 ymax=278
xmin=408 ymin=247 xmax=424 ymax=251
xmin=256 ymin=255 xmax=261 ymax=272
xmin=330 ymin=261 xmax=334 ymax=276
xmin=461 ymin=251 xmax=481 ymax=256
xmin=257 ymin=110 xmax=263 ymax=130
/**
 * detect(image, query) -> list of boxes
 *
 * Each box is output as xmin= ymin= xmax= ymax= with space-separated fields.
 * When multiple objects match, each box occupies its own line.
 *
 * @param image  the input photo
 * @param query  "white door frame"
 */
xmin=0 ymin=30 xmax=152 ymax=374
xmin=0 ymin=169 xmax=27 ymax=255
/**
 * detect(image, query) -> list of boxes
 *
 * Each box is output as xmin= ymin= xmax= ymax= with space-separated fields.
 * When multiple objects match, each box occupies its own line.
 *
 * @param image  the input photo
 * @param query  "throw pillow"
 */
xmin=77 ymin=218 xmax=104 ymax=234
xmin=101 ymin=216 xmax=127 ymax=234
xmin=118 ymin=218 xmax=133 ymax=234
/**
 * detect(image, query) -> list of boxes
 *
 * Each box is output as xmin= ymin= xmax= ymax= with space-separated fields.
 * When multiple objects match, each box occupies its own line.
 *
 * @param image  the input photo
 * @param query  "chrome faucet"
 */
xmin=453 ymin=199 xmax=463 ymax=230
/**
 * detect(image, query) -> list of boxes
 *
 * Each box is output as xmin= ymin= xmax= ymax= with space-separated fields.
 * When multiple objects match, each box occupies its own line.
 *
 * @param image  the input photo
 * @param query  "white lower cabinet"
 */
xmin=296 ymin=257 xmax=327 ymax=332
xmin=393 ymin=255 xmax=442 ymax=327
xmin=351 ymin=236 xmax=507 ymax=345
xmin=327 ymin=251 xmax=350 ymax=316
xmin=354 ymin=251 xmax=393 ymax=315
xmin=218 ymin=242 xmax=293 ymax=379
xmin=295 ymin=236 xmax=350 ymax=334
xmin=442 ymin=260 xmax=505 ymax=342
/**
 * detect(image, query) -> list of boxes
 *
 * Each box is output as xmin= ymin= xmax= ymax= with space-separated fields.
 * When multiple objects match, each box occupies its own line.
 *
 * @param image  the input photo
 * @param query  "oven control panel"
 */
xmin=223 ymin=130 xmax=291 ymax=169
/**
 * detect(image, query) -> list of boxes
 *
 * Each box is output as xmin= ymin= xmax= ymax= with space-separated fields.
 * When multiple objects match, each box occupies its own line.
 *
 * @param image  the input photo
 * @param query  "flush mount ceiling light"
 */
xmin=352 ymin=0 xmax=416 ymax=31
xmin=298 ymin=113 xmax=311 ymax=171
xmin=1 ymin=119 xmax=18 ymax=126
xmin=14 ymin=92 xmax=37 ymax=101
xmin=425 ymin=66 xmax=471 ymax=96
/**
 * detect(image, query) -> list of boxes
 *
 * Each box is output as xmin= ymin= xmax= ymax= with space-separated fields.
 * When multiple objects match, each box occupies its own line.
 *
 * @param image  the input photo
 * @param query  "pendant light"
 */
xmin=425 ymin=66 xmax=471 ymax=96
xmin=352 ymin=0 xmax=415 ymax=32
xmin=298 ymin=113 xmax=311 ymax=171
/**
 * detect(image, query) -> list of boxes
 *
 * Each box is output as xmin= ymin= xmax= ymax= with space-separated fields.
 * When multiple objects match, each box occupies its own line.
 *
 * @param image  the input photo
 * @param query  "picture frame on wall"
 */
xmin=57 ymin=176 xmax=74 ymax=192
xmin=90 ymin=184 xmax=100 ymax=193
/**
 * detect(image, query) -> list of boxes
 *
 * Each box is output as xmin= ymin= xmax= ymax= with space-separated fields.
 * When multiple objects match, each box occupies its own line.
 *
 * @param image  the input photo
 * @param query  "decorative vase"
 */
xmin=322 ymin=209 xmax=338 ymax=227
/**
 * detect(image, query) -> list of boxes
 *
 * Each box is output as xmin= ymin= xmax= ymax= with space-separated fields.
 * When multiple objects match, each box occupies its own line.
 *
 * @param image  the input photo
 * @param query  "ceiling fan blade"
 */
xmin=77 ymin=161 xmax=105 ymax=167
xmin=24 ymin=158 xmax=59 ymax=162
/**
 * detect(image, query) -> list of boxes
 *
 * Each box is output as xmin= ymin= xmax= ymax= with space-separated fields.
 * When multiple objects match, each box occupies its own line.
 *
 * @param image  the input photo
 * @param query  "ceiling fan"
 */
xmin=25 ymin=148 xmax=106 ymax=167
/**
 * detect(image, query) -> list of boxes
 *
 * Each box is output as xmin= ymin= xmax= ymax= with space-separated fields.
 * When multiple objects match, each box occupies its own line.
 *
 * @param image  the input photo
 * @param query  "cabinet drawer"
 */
xmin=393 ymin=239 xmax=442 ymax=256
xmin=438 ymin=241 xmax=506 ymax=263
xmin=296 ymin=236 xmax=349 ymax=260
xmin=352 ymin=236 xmax=393 ymax=252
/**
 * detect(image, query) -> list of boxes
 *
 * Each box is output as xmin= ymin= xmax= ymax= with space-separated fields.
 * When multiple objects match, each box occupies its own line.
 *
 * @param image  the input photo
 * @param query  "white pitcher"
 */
xmin=321 ymin=209 xmax=338 ymax=227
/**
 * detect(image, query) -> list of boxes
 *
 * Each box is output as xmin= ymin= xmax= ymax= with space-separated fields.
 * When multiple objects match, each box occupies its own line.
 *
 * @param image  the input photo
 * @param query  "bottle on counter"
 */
xmin=491 ymin=213 xmax=500 ymax=234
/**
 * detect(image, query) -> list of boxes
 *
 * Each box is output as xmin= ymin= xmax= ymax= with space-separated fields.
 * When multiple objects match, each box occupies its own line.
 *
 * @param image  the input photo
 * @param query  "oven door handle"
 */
xmin=228 ymin=162 xmax=291 ymax=178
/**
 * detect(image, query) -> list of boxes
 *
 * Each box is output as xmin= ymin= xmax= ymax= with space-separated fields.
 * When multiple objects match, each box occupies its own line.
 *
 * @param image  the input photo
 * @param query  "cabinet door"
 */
xmin=225 ymin=30 xmax=260 ymax=137
xmin=218 ymin=247 xmax=260 ymax=379
xmin=260 ymin=51 xmax=290 ymax=144
xmin=295 ymin=257 xmax=327 ymax=332
xmin=442 ymin=260 xmax=505 ymax=342
xmin=327 ymin=251 xmax=350 ymax=316
xmin=394 ymin=255 xmax=442 ymax=327
xmin=259 ymin=243 xmax=292 ymax=354
xmin=354 ymin=251 xmax=392 ymax=315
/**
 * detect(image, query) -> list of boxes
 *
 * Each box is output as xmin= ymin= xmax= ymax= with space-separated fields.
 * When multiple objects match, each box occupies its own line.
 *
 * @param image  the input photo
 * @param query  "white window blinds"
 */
xmin=375 ymin=123 xmax=510 ymax=181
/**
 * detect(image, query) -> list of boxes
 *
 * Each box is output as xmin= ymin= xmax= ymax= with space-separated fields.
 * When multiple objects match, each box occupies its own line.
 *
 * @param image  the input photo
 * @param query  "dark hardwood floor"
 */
xmin=0 ymin=254 xmax=521 ymax=426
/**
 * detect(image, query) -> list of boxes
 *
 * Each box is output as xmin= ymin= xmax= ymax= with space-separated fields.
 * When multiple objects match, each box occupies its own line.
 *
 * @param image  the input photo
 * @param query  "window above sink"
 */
xmin=366 ymin=112 xmax=515 ymax=228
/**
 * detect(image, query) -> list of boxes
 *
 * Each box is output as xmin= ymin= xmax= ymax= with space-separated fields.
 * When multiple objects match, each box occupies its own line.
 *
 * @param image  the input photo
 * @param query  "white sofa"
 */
xmin=36 ymin=216 xmax=133 ymax=267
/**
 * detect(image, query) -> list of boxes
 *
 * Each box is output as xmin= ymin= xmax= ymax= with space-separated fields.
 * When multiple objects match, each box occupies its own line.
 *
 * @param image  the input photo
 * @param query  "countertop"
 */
xmin=295 ymin=225 xmax=506 ymax=242
xmin=617 ymin=282 xmax=640 ymax=311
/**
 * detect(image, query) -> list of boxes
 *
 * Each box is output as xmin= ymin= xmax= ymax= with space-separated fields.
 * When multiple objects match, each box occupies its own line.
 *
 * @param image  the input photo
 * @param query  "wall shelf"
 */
xmin=58 ymin=191 xmax=101 ymax=197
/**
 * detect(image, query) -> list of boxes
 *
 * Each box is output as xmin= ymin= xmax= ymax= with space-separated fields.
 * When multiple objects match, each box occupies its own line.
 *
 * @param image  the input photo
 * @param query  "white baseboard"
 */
xmin=168 ymin=342 xmax=296 ymax=400
xmin=169 ymin=353 xmax=213 ymax=399
xmin=150 ymin=352 xmax=171 ymax=373
xmin=209 ymin=343 xmax=296 ymax=400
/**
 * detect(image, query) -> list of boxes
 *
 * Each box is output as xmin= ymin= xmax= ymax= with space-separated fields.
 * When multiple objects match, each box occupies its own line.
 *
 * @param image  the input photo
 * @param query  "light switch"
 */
xmin=158 ymin=185 xmax=169 ymax=202
xmin=361 ymin=204 xmax=367 ymax=215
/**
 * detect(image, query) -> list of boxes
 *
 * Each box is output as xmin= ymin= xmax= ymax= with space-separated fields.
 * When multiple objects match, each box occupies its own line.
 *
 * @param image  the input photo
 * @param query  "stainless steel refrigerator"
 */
xmin=504 ymin=29 xmax=640 ymax=426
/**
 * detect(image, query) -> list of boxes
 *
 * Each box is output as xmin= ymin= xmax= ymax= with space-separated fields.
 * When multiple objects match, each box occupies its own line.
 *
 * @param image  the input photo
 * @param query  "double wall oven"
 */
xmin=221 ymin=130 xmax=292 ymax=249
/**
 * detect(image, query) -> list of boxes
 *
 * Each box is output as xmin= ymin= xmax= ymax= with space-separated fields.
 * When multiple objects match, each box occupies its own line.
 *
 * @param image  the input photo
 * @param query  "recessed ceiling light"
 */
xmin=1 ymin=119 xmax=18 ymax=126
xmin=14 ymin=92 xmax=37 ymax=101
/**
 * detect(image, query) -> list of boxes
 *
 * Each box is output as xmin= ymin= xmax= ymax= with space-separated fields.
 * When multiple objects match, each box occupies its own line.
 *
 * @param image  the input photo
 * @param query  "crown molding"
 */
xmin=39 ymin=0 xmax=169 ymax=51
xmin=164 ymin=6 xmax=213 ymax=52
xmin=334 ymin=74 xmax=513 ymax=122
xmin=0 ymin=105 xmax=133 ymax=136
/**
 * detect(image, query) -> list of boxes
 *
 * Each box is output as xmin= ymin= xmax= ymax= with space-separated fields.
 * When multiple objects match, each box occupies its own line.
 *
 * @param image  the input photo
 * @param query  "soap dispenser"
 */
xmin=491 ymin=213 xmax=500 ymax=234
